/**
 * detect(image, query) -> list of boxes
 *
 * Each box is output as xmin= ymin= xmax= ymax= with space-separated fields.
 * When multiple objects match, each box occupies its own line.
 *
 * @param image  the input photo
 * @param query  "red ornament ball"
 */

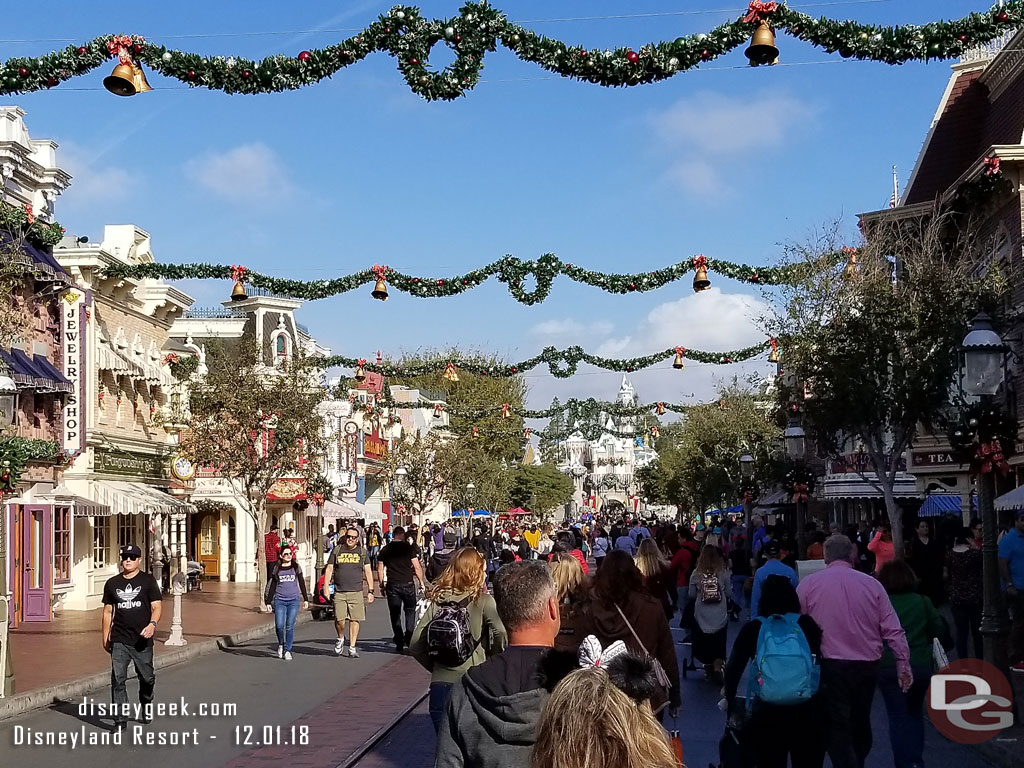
xmin=77 ymin=46 xmax=88 ymax=56
xmin=626 ymin=50 xmax=639 ymax=63
xmin=629 ymin=284 xmax=636 ymax=291
xmin=17 ymin=67 xmax=28 ymax=77
xmin=958 ymin=35 xmax=968 ymax=43
xmin=701 ymin=49 xmax=711 ymax=60
xmin=242 ymin=70 xmax=251 ymax=79
xmin=511 ymin=367 xmax=518 ymax=373
xmin=999 ymin=12 xmax=1010 ymax=22
xmin=413 ymin=278 xmax=419 ymax=283
xmin=455 ymin=35 xmax=462 ymax=43
xmin=187 ymin=69 xmax=196 ymax=80
xmin=46 ymin=76 xmax=57 ymax=87
xmin=298 ymin=50 xmax=311 ymax=61
xmin=437 ymin=279 xmax=444 ymax=285
xmin=133 ymin=42 xmax=144 ymax=54
xmin=409 ymin=57 xmax=420 ymax=65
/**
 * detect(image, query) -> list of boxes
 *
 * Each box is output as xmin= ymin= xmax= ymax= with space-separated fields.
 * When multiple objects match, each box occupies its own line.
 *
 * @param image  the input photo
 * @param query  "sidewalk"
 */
xmin=8 ymin=581 xmax=275 ymax=696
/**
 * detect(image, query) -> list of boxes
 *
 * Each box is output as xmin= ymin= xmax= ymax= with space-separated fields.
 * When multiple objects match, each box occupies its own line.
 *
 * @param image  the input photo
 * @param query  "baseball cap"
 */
xmin=763 ymin=539 xmax=782 ymax=557
xmin=1015 ymin=509 xmax=1024 ymax=520
xmin=120 ymin=544 xmax=142 ymax=560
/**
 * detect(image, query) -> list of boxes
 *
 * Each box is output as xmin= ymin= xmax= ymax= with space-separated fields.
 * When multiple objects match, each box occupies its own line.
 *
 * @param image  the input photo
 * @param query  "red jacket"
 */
xmin=670 ymin=541 xmax=699 ymax=587
xmin=550 ymin=548 xmax=589 ymax=575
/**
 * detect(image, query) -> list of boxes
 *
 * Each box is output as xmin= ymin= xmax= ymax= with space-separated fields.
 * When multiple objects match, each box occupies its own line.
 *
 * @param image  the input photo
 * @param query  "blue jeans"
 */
xmin=368 ymin=545 xmax=381 ymax=570
xmin=429 ymin=681 xmax=454 ymax=733
xmin=878 ymin=664 xmax=931 ymax=768
xmin=274 ymin=596 xmax=301 ymax=651
xmin=676 ymin=586 xmax=690 ymax=625
xmin=111 ymin=642 xmax=155 ymax=722
xmin=731 ymin=575 xmax=748 ymax=617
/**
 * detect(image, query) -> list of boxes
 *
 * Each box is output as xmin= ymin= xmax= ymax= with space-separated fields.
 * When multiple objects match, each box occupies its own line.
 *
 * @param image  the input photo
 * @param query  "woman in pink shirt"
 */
xmin=868 ymin=522 xmax=895 ymax=574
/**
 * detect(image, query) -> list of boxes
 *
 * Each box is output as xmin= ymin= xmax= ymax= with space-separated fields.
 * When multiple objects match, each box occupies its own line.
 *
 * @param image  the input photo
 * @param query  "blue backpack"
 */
xmin=748 ymin=613 xmax=819 ymax=706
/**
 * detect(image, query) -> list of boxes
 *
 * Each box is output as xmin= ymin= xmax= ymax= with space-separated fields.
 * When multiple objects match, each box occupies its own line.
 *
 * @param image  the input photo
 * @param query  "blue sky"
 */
xmin=6 ymin=1 xmax=990 ymax=409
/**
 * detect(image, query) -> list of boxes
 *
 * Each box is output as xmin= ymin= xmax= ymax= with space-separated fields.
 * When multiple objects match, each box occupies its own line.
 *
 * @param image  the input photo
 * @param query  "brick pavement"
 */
xmin=10 ymin=582 xmax=271 ymax=694
xmin=352 ymin=698 xmax=434 ymax=768
xmin=222 ymin=653 xmax=429 ymax=768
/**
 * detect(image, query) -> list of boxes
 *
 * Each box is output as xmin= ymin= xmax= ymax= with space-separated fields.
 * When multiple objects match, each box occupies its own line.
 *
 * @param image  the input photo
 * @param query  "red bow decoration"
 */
xmin=976 ymin=439 xmax=1010 ymax=476
xmin=311 ymin=492 xmax=325 ymax=506
xmin=371 ymin=263 xmax=389 ymax=279
xmin=357 ymin=357 xmax=367 ymax=367
xmin=23 ymin=203 xmax=33 ymax=225
xmin=692 ymin=254 xmax=708 ymax=271
xmin=841 ymin=246 xmax=858 ymax=255
xmin=983 ymin=156 xmax=1001 ymax=176
xmin=501 ymin=403 xmax=511 ymax=418
xmin=348 ymin=392 xmax=356 ymax=402
xmin=106 ymin=35 xmax=134 ymax=63
xmin=675 ymin=346 xmax=686 ymax=356
xmin=162 ymin=353 xmax=180 ymax=365
xmin=743 ymin=1 xmax=778 ymax=23
xmin=744 ymin=491 xmax=755 ymax=503
xmin=769 ymin=337 xmax=779 ymax=353
xmin=791 ymin=482 xmax=810 ymax=503
xmin=524 ymin=428 xmax=532 ymax=437
xmin=230 ymin=264 xmax=248 ymax=283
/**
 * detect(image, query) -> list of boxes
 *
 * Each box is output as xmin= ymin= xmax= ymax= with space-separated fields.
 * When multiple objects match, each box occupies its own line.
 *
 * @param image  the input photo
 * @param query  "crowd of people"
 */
xmin=245 ymin=507 xmax=1024 ymax=767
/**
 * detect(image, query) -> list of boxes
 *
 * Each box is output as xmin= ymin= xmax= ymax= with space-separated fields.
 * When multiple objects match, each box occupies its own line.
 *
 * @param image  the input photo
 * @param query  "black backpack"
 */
xmin=426 ymin=597 xmax=478 ymax=667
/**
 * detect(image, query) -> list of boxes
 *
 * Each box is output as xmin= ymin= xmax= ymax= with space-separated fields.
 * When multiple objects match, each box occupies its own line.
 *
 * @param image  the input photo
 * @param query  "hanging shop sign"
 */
xmin=61 ymin=289 xmax=87 ymax=454
xmin=94 ymin=447 xmax=168 ymax=480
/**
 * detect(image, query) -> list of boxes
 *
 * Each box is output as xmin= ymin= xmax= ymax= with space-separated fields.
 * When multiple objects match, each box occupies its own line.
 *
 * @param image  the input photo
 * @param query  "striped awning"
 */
xmin=96 ymin=342 xmax=143 ymax=376
xmin=36 ymin=483 xmax=111 ymax=518
xmin=0 ymin=348 xmax=72 ymax=392
xmin=93 ymin=480 xmax=196 ymax=517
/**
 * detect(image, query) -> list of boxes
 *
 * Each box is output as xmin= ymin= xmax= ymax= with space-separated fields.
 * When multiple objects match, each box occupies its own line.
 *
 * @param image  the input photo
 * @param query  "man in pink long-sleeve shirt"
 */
xmin=797 ymin=535 xmax=911 ymax=768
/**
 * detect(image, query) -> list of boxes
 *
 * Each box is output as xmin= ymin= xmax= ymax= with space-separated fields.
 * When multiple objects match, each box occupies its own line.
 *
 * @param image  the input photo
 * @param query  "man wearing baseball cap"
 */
xmin=998 ymin=509 xmax=1024 ymax=672
xmin=750 ymin=538 xmax=798 ymax=619
xmin=101 ymin=543 xmax=162 ymax=731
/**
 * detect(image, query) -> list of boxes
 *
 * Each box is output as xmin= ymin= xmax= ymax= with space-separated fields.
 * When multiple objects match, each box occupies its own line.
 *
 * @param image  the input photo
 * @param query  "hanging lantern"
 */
xmin=656 ymin=402 xmax=666 ymax=415
xmin=354 ymin=358 xmax=367 ymax=382
xmin=371 ymin=264 xmax=389 ymax=301
xmin=433 ymin=403 xmax=443 ymax=419
xmin=745 ymin=21 xmax=779 ymax=66
xmin=768 ymin=338 xmax=781 ymax=363
xmin=443 ymin=362 xmax=459 ymax=382
xmin=692 ymin=255 xmax=711 ymax=292
xmin=230 ymin=264 xmax=248 ymax=301
xmin=673 ymin=346 xmax=686 ymax=370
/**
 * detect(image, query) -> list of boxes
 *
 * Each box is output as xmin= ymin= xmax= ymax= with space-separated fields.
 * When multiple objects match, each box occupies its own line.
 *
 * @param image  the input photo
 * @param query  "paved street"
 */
xmin=1 ymin=600 xmax=429 ymax=767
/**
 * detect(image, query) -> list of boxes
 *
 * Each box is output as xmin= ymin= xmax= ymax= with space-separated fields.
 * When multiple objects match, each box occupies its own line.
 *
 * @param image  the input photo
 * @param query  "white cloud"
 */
xmin=184 ymin=143 xmax=295 ymax=202
xmin=531 ymin=318 xmax=613 ymax=338
xmin=648 ymin=90 xmax=817 ymax=197
xmin=58 ymin=141 xmax=137 ymax=210
xmin=643 ymin=287 xmax=768 ymax=350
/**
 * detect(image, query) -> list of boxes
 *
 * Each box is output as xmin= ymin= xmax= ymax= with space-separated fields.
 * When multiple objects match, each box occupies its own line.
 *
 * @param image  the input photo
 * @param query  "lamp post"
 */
xmin=740 ymin=452 xmax=755 ymax=534
xmin=0 ymin=372 xmax=16 ymax=696
xmin=312 ymin=492 xmax=326 ymax=571
xmin=394 ymin=467 xmax=408 ymax=526
xmin=785 ymin=418 xmax=808 ymax=557
xmin=960 ymin=312 xmax=1010 ymax=672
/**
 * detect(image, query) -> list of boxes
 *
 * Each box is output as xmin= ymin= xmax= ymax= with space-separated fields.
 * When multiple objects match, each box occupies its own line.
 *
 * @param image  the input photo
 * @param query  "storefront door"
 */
xmin=195 ymin=512 xmax=220 ymax=579
xmin=20 ymin=505 xmax=52 ymax=622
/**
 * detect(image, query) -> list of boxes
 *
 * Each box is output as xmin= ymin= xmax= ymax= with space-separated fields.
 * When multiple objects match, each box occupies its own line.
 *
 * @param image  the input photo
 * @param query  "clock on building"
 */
xmin=171 ymin=455 xmax=195 ymax=481
xmin=344 ymin=421 xmax=359 ymax=435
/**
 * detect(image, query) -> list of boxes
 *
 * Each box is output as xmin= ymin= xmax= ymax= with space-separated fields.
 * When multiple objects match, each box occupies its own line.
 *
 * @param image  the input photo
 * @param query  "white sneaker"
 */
xmin=348 ymin=646 xmax=359 ymax=658
xmin=334 ymin=639 xmax=346 ymax=655
xmin=284 ymin=651 xmax=293 ymax=661
xmin=277 ymin=645 xmax=283 ymax=659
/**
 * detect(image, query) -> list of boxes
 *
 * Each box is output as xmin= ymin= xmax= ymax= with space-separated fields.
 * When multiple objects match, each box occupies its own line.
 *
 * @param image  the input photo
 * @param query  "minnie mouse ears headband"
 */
xmin=578 ymin=635 xmax=660 ymax=704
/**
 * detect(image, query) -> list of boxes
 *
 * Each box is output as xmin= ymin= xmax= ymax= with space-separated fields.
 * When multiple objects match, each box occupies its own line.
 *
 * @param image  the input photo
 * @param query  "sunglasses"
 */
xmin=343 ymin=534 xmax=358 ymax=540
xmin=121 ymin=555 xmax=140 ymax=562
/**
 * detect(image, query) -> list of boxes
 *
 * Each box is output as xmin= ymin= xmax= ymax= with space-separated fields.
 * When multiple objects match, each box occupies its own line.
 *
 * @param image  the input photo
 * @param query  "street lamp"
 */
xmin=740 ymin=453 xmax=754 ymax=479
xmin=785 ymin=418 xmax=808 ymax=555
xmin=0 ymin=373 xmax=17 ymax=429
xmin=961 ymin=312 xmax=1010 ymax=673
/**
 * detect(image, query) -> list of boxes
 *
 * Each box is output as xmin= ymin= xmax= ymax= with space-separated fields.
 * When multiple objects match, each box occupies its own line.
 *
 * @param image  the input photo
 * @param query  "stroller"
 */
xmin=310 ymin=567 xmax=336 ymax=622
xmin=186 ymin=560 xmax=205 ymax=592
xmin=710 ymin=697 xmax=751 ymax=768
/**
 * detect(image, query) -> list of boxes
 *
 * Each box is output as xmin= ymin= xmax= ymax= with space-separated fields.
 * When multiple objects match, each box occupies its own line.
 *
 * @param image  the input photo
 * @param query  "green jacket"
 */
xmin=882 ymin=591 xmax=950 ymax=668
xmin=410 ymin=589 xmax=508 ymax=684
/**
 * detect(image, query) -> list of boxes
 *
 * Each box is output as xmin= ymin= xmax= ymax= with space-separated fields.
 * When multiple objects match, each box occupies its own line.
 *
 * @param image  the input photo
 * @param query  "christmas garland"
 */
xmin=1 ymin=2 xmax=1021 ymax=101
xmin=0 ymin=438 xmax=72 ymax=492
xmin=100 ymin=253 xmax=819 ymax=305
xmin=427 ymin=395 xmax=693 ymax=419
xmin=947 ymin=401 xmax=1016 ymax=476
xmin=323 ymin=341 xmax=770 ymax=379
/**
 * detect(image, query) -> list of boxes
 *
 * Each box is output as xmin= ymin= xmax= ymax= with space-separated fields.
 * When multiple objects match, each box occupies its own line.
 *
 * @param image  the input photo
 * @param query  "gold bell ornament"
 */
xmin=843 ymin=248 xmax=859 ymax=279
xmin=745 ymin=21 xmax=779 ymax=67
xmin=768 ymin=338 xmax=781 ymax=364
xmin=354 ymin=359 xmax=367 ymax=382
xmin=371 ymin=264 xmax=390 ymax=301
xmin=443 ymin=362 xmax=459 ymax=383
xmin=656 ymin=402 xmax=666 ymax=416
xmin=692 ymin=254 xmax=711 ymax=292
xmin=103 ymin=36 xmax=152 ymax=96
xmin=229 ymin=264 xmax=248 ymax=301
xmin=673 ymin=346 xmax=686 ymax=370
xmin=433 ymin=403 xmax=443 ymax=419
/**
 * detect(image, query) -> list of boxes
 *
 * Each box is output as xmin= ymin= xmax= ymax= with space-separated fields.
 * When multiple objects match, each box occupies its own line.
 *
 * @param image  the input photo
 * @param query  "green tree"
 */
xmin=538 ymin=397 xmax=564 ymax=465
xmin=768 ymin=213 xmax=1004 ymax=557
xmin=178 ymin=339 xmax=329 ymax=607
xmin=383 ymin=430 xmax=460 ymax=523
xmin=509 ymin=463 xmax=575 ymax=519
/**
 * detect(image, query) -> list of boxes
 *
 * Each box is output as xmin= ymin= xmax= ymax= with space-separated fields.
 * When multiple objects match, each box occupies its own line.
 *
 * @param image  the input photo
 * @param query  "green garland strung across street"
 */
xmin=323 ymin=341 xmax=771 ymax=379
xmin=426 ymin=396 xmax=694 ymax=420
xmin=1 ymin=2 xmax=1022 ymax=101
xmin=100 ymin=252 xmax=822 ymax=305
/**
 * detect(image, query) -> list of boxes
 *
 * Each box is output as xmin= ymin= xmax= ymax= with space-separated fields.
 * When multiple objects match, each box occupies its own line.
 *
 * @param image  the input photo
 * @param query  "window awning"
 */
xmin=1 ymin=348 xmax=72 ymax=392
xmin=23 ymin=241 xmax=70 ymax=284
xmin=93 ymin=480 xmax=196 ymax=517
xmin=36 ymin=483 xmax=111 ymax=517
xmin=30 ymin=354 xmax=73 ymax=393
xmin=0 ymin=348 xmax=37 ymax=387
xmin=995 ymin=485 xmax=1024 ymax=512
xmin=919 ymin=494 xmax=977 ymax=518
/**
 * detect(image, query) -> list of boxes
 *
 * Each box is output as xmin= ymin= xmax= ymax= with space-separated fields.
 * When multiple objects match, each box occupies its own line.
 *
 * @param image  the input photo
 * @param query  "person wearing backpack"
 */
xmin=688 ymin=544 xmax=730 ymax=682
xmin=723 ymin=574 xmax=825 ymax=768
xmin=410 ymin=547 xmax=508 ymax=733
xmin=750 ymin=539 xmax=798 ymax=624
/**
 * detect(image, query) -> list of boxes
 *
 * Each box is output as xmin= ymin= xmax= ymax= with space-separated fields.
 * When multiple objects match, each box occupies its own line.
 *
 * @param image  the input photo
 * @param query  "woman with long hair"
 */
xmin=263 ymin=544 xmax=308 ymax=661
xmin=688 ymin=543 xmax=730 ymax=681
xmin=410 ymin=547 xmax=508 ymax=733
xmin=531 ymin=659 xmax=678 ymax=768
xmin=724 ymin=575 xmax=825 ymax=768
xmin=877 ymin=560 xmax=951 ymax=768
xmin=549 ymin=552 xmax=587 ymax=652
xmin=947 ymin=526 xmax=983 ymax=659
xmin=635 ymin=538 xmax=674 ymax=618
xmin=576 ymin=550 xmax=680 ymax=717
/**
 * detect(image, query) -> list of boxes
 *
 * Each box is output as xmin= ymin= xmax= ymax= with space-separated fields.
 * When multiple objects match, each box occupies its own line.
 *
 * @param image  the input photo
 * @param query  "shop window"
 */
xmin=54 ymin=505 xmax=71 ymax=583
xmin=118 ymin=515 xmax=138 ymax=551
xmin=275 ymin=334 xmax=289 ymax=368
xmin=200 ymin=515 xmax=217 ymax=556
xmin=93 ymin=518 xmax=111 ymax=569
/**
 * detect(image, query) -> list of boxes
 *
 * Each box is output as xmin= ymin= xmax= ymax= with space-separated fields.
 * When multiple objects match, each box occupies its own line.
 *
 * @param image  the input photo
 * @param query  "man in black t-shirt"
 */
xmin=376 ymin=526 xmax=425 ymax=653
xmin=323 ymin=527 xmax=375 ymax=658
xmin=102 ymin=544 xmax=162 ymax=730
